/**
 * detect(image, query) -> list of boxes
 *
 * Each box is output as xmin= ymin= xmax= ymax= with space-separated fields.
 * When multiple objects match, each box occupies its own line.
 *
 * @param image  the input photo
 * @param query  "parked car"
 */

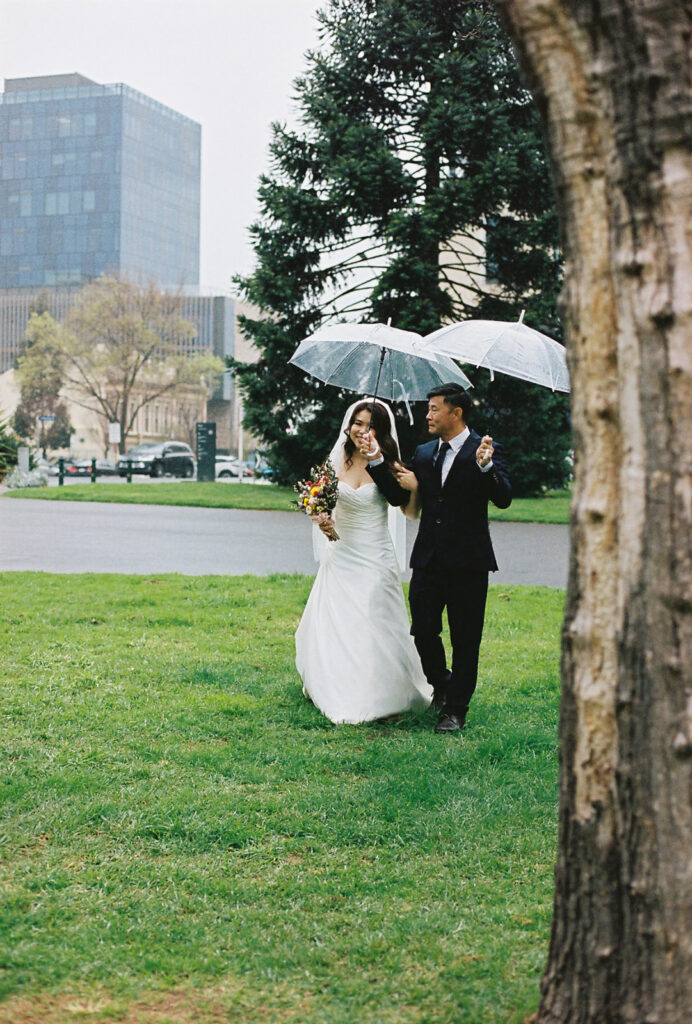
xmin=117 ymin=442 xmax=196 ymax=478
xmin=66 ymin=458 xmax=119 ymax=477
xmin=215 ymin=455 xmax=254 ymax=480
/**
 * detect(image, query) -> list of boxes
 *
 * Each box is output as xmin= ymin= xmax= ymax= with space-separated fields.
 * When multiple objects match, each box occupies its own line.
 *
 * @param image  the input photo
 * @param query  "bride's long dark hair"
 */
xmin=343 ymin=401 xmax=400 ymax=469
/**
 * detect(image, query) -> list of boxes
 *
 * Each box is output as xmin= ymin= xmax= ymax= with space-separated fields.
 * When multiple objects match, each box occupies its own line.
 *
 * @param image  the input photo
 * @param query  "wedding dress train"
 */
xmin=295 ymin=481 xmax=431 ymax=724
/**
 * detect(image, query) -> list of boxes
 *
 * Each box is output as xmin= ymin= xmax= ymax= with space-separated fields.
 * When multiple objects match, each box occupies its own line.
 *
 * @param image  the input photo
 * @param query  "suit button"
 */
xmin=435 ymin=518 xmax=441 ymax=524
xmin=437 ymin=496 xmax=444 ymax=503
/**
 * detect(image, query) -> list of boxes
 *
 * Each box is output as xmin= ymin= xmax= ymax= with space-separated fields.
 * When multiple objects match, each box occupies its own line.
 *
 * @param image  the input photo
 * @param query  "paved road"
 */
xmin=0 ymin=498 xmax=569 ymax=587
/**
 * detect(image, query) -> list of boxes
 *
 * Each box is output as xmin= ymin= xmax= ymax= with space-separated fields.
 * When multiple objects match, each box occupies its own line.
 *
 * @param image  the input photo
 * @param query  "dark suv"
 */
xmin=117 ymin=442 xmax=196 ymax=479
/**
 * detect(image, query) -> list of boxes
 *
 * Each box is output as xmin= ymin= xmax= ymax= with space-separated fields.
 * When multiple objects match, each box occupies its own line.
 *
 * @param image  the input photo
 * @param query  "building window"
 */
xmin=8 ymin=117 xmax=31 ymax=140
xmin=83 ymin=191 xmax=96 ymax=212
xmin=45 ymin=192 xmax=69 ymax=215
xmin=20 ymin=194 xmax=32 ymax=217
xmin=45 ymin=268 xmax=82 ymax=285
xmin=8 ymin=152 xmax=28 ymax=179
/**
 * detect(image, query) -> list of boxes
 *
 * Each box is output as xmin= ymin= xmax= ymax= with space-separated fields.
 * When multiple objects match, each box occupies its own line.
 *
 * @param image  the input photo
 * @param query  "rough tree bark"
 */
xmin=493 ymin=2 xmax=692 ymax=1021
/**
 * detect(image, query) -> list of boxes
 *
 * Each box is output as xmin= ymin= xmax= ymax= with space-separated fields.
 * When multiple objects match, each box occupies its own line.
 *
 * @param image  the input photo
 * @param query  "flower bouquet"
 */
xmin=293 ymin=458 xmax=340 ymax=541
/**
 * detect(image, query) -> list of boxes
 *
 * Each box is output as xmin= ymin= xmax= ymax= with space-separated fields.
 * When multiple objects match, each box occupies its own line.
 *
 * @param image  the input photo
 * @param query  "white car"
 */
xmin=215 ymin=455 xmax=254 ymax=480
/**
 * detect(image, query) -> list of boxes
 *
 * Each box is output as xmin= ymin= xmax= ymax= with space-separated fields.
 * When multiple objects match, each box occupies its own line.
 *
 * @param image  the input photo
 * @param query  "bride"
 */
xmin=295 ymin=399 xmax=432 ymax=724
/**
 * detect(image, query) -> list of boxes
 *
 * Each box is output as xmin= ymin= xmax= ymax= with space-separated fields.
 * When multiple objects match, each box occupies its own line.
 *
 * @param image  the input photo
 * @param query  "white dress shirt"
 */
xmin=436 ymin=427 xmax=493 ymax=484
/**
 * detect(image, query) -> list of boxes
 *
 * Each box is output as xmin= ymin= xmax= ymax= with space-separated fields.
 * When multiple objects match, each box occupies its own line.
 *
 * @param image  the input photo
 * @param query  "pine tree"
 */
xmin=233 ymin=0 xmax=568 ymax=491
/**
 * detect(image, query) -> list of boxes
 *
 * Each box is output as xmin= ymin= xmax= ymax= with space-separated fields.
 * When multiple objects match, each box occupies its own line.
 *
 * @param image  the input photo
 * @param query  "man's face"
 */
xmin=426 ymin=396 xmax=461 ymax=438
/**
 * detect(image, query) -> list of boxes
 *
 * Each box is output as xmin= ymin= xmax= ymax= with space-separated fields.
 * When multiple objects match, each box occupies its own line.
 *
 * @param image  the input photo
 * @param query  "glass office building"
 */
xmin=0 ymin=73 xmax=200 ymax=289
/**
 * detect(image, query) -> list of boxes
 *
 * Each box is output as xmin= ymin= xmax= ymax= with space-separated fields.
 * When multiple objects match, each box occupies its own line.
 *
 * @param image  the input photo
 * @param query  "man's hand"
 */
xmin=476 ymin=435 xmax=494 ymax=468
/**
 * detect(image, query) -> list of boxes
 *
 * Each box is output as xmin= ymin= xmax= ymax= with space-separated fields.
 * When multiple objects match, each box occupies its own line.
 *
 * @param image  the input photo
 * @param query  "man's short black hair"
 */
xmin=427 ymin=382 xmax=472 ymax=419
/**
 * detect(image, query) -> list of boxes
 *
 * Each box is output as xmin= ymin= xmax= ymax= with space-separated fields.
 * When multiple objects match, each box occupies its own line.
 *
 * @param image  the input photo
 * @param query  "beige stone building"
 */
xmin=439 ymin=226 xmax=502 ymax=317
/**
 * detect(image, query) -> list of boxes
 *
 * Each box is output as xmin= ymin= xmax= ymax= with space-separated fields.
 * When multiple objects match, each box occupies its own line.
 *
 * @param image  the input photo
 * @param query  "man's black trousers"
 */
xmin=408 ymin=557 xmax=489 ymax=715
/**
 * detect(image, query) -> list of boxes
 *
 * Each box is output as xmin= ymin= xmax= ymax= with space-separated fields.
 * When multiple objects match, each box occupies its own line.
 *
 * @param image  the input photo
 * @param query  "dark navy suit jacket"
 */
xmin=367 ymin=428 xmax=512 ymax=572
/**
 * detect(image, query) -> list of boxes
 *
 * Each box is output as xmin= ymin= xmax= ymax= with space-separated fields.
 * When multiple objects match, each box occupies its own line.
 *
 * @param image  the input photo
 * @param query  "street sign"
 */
xmin=196 ymin=422 xmax=216 ymax=482
xmin=38 ymin=414 xmax=56 ymax=422
xmin=108 ymin=422 xmax=121 ymax=444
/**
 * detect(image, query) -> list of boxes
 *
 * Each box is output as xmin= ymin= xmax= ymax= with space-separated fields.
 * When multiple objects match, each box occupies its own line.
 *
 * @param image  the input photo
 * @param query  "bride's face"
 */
xmin=349 ymin=409 xmax=372 ymax=446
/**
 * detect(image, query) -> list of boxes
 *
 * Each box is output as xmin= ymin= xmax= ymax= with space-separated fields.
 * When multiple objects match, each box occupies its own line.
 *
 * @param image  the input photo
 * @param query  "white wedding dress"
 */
xmin=295 ymin=479 xmax=431 ymax=724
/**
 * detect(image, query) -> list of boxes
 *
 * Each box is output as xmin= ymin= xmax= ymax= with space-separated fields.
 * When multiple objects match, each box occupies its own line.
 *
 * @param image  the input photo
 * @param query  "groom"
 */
xmin=364 ymin=383 xmax=512 ymax=734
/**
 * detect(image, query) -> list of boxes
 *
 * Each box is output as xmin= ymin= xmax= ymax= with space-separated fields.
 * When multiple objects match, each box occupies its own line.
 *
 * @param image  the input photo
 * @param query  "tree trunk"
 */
xmin=493 ymin=2 xmax=692 ymax=1021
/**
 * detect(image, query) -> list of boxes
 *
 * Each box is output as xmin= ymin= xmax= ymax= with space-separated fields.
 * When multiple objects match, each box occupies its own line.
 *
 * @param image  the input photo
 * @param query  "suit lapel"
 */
xmin=458 ymin=430 xmax=479 ymax=462
xmin=416 ymin=441 xmax=439 ymax=491
xmin=420 ymin=441 xmax=438 ymax=470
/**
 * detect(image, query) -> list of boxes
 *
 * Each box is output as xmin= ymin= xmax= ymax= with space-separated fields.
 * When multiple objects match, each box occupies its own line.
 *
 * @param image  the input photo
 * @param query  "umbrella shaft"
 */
xmin=370 ymin=347 xmax=386 ymax=416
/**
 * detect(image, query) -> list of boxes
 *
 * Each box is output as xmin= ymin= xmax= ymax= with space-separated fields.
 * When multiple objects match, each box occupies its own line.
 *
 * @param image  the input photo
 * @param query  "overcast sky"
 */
xmin=1 ymin=0 xmax=322 ymax=291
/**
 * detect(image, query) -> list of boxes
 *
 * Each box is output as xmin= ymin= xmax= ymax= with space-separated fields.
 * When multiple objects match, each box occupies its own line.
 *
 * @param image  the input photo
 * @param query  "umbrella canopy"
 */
xmin=422 ymin=313 xmax=570 ymax=393
xmin=289 ymin=322 xmax=472 ymax=403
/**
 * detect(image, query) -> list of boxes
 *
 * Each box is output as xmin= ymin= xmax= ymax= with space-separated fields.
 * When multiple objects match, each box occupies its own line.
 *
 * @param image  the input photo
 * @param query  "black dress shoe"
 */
xmin=434 ymin=712 xmax=466 ymax=734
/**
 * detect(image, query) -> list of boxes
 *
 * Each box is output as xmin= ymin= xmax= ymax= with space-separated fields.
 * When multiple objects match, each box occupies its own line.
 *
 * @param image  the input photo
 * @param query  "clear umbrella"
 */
xmin=288 ymin=321 xmax=472 ymax=413
xmin=421 ymin=311 xmax=570 ymax=393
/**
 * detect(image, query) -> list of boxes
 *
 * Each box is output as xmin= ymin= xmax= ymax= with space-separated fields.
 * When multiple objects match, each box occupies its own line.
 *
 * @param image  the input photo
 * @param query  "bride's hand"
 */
xmin=315 ymin=513 xmax=339 ymax=541
xmin=394 ymin=462 xmax=418 ymax=492
xmin=358 ymin=429 xmax=380 ymax=460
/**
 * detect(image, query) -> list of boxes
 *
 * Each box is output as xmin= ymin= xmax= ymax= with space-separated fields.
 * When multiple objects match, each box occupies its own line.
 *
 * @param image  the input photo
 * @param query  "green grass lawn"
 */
xmin=2 ymin=481 xmax=571 ymax=523
xmin=2 ymin=481 xmax=296 ymax=512
xmin=488 ymin=490 xmax=570 ymax=524
xmin=0 ymin=574 xmax=562 ymax=1024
